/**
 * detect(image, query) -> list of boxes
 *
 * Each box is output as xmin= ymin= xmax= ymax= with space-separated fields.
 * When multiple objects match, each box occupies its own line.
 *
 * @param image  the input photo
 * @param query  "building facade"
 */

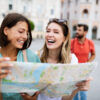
xmin=62 ymin=0 xmax=100 ymax=39
xmin=0 ymin=0 xmax=61 ymax=38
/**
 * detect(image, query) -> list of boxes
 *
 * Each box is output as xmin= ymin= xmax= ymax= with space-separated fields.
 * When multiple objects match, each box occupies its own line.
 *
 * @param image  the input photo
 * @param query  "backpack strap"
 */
xmin=71 ymin=39 xmax=75 ymax=53
xmin=88 ymin=39 xmax=90 ymax=51
xmin=22 ymin=50 xmax=27 ymax=62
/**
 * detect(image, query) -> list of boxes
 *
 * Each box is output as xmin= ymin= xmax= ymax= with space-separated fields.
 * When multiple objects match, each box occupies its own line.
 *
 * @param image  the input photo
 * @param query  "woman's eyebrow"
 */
xmin=19 ymin=28 xmax=25 ymax=30
xmin=53 ymin=29 xmax=59 ymax=31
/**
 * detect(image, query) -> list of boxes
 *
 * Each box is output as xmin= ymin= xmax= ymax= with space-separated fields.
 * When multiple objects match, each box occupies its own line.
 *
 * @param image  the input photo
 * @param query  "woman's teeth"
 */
xmin=48 ymin=40 xmax=55 ymax=43
xmin=18 ymin=40 xmax=24 ymax=43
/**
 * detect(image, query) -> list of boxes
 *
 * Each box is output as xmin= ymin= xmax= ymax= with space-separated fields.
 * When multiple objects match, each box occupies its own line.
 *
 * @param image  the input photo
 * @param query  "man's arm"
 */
xmin=62 ymin=77 xmax=91 ymax=100
xmin=88 ymin=40 xmax=95 ymax=62
xmin=88 ymin=52 xmax=96 ymax=62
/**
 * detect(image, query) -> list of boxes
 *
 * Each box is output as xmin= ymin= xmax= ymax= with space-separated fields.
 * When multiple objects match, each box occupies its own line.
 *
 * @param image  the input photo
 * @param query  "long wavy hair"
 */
xmin=40 ymin=18 xmax=71 ymax=63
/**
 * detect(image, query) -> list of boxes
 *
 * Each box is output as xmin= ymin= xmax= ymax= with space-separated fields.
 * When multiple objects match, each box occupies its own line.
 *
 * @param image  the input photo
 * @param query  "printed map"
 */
xmin=1 ymin=62 xmax=97 ymax=97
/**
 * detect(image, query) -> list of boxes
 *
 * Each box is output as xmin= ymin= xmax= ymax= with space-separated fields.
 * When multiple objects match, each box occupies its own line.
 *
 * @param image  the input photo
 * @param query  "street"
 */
xmin=88 ymin=40 xmax=100 ymax=100
xmin=30 ymin=39 xmax=100 ymax=100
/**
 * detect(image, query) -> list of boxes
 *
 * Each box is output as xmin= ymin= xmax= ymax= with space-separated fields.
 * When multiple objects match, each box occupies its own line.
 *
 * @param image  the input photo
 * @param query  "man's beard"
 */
xmin=75 ymin=33 xmax=84 ymax=39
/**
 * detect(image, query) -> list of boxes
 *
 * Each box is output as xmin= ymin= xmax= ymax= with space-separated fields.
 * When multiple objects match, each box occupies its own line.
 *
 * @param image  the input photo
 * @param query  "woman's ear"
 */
xmin=4 ymin=27 xmax=9 ymax=36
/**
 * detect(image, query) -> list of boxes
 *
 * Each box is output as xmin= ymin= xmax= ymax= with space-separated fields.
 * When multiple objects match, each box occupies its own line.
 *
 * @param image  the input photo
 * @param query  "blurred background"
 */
xmin=0 ymin=0 xmax=100 ymax=100
xmin=0 ymin=0 xmax=100 ymax=40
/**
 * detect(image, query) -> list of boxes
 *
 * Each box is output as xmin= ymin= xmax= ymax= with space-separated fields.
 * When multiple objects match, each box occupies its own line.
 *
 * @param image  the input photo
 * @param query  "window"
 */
xmin=51 ymin=9 xmax=54 ymax=15
xmin=37 ymin=5 xmax=43 ymax=16
xmin=74 ymin=11 xmax=77 ymax=16
xmin=95 ymin=11 xmax=98 ymax=18
xmin=92 ymin=26 xmax=97 ymax=39
xmin=72 ymin=25 xmax=77 ymax=38
xmin=96 ymin=0 xmax=99 ymax=5
xmin=73 ymin=25 xmax=77 ymax=31
xmin=23 ymin=6 xmax=27 ymax=13
xmin=2 ymin=13 xmax=5 ymax=18
xmin=68 ymin=0 xmax=71 ymax=7
xmin=37 ymin=21 xmax=43 ymax=31
xmin=67 ymin=12 xmax=70 ymax=20
xmin=83 ymin=9 xmax=88 ymax=14
xmin=9 ymin=4 xmax=13 ymax=10
xmin=9 ymin=0 xmax=13 ymax=4
xmin=75 ymin=0 xmax=78 ymax=5
xmin=82 ymin=9 xmax=89 ymax=18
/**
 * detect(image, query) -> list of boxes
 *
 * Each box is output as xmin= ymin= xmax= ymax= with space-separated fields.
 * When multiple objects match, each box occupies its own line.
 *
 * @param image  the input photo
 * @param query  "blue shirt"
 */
xmin=0 ymin=49 xmax=40 ymax=100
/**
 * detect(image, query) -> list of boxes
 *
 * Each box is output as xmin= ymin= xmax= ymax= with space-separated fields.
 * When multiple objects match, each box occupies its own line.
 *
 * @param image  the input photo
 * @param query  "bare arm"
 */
xmin=62 ymin=77 xmax=91 ymax=100
xmin=62 ymin=89 xmax=79 ymax=100
xmin=88 ymin=52 xmax=96 ymax=62
xmin=0 ymin=57 xmax=12 ymax=100
xmin=21 ymin=91 xmax=40 ymax=100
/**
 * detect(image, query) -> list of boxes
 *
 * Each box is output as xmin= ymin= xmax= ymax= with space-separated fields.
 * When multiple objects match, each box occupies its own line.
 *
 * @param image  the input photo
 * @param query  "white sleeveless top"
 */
xmin=37 ymin=53 xmax=78 ymax=100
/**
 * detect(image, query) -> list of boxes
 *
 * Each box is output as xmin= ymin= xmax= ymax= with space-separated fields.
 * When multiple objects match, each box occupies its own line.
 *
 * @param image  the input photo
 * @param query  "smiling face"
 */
xmin=45 ymin=22 xmax=65 ymax=50
xmin=4 ymin=21 xmax=28 ymax=49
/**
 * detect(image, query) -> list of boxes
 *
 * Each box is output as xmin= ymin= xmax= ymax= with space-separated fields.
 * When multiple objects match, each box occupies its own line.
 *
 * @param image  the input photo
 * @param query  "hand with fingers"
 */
xmin=76 ymin=77 xmax=93 ymax=91
xmin=0 ymin=57 xmax=13 ymax=79
xmin=20 ymin=91 xmax=40 ymax=100
xmin=62 ymin=77 xmax=92 ymax=100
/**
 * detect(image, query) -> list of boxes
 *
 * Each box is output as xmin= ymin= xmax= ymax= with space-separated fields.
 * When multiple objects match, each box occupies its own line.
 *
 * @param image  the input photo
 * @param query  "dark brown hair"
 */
xmin=77 ymin=24 xmax=88 ymax=32
xmin=0 ymin=13 xmax=32 ymax=50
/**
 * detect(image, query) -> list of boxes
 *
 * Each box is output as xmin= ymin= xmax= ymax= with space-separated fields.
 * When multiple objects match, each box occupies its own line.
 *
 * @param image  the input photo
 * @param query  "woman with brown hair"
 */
xmin=0 ymin=13 xmax=40 ymax=100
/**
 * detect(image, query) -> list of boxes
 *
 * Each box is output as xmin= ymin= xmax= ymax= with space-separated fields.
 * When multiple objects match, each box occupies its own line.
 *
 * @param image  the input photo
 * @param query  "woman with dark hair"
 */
xmin=37 ymin=18 xmax=91 ymax=100
xmin=0 ymin=13 xmax=40 ymax=100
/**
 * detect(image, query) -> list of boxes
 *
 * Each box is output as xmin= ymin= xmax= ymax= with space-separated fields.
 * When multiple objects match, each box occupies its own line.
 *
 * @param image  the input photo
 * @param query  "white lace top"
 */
xmin=37 ymin=53 xmax=78 ymax=100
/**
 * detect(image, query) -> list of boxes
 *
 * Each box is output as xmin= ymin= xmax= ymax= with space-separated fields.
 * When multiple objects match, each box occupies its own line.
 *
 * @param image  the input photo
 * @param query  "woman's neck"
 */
xmin=0 ymin=45 xmax=18 ymax=61
xmin=47 ymin=49 xmax=61 ymax=63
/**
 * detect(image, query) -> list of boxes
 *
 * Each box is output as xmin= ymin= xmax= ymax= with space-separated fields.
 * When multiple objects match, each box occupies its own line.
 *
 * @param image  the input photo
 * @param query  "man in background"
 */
xmin=71 ymin=24 xmax=95 ymax=100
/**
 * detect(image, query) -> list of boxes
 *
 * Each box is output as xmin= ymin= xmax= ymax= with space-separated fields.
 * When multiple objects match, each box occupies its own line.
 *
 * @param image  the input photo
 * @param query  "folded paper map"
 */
xmin=1 ymin=62 xmax=97 ymax=97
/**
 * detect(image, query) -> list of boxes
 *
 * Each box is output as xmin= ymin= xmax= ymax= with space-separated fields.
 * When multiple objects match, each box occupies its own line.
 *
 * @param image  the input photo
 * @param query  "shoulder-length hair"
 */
xmin=40 ymin=18 xmax=71 ymax=63
xmin=0 ymin=13 xmax=32 ymax=50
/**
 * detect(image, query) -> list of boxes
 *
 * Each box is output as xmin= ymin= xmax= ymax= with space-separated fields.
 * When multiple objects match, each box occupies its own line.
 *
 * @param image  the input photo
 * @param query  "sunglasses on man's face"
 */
xmin=49 ymin=18 xmax=67 ymax=24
